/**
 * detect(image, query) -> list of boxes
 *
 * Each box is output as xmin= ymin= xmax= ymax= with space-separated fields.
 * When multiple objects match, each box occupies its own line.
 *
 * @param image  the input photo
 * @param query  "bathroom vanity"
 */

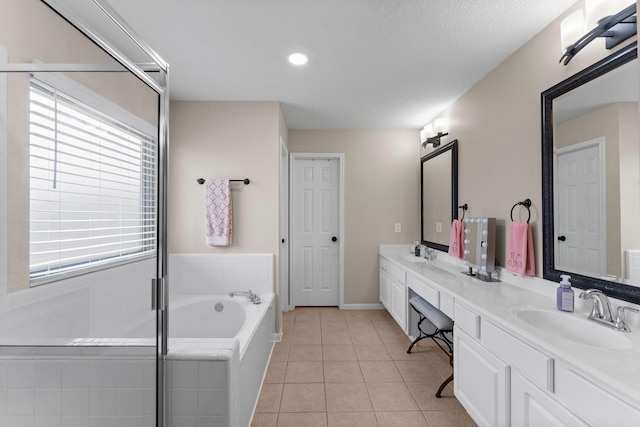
xmin=379 ymin=246 xmax=640 ymax=427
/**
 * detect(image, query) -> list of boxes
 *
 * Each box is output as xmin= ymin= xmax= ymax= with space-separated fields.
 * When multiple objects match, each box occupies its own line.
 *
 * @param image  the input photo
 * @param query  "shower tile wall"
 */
xmin=0 ymin=354 xmax=155 ymax=426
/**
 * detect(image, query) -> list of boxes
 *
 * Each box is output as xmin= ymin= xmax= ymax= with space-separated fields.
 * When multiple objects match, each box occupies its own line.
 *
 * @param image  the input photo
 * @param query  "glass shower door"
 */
xmin=0 ymin=0 xmax=169 ymax=425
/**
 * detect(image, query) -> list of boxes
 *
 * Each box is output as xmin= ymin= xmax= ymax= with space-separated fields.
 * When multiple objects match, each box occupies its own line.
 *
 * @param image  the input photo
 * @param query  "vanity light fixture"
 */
xmin=421 ymin=118 xmax=449 ymax=148
xmin=560 ymin=1 xmax=636 ymax=65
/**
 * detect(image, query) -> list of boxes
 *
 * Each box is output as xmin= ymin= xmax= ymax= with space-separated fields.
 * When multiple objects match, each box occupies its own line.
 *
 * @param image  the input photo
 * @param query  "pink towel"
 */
xmin=448 ymin=219 xmax=465 ymax=260
xmin=507 ymin=222 xmax=535 ymax=276
xmin=205 ymin=178 xmax=233 ymax=246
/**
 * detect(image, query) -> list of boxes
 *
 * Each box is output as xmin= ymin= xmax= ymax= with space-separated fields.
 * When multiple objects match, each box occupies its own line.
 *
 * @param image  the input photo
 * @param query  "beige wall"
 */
xmin=289 ymin=130 xmax=419 ymax=304
xmin=420 ymin=1 xmax=637 ymax=274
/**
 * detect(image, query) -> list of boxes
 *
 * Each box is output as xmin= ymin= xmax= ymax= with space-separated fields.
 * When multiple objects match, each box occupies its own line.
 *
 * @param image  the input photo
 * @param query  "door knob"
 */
xmin=282 ymin=239 xmax=285 ymax=243
xmin=331 ymin=236 xmax=338 ymax=242
xmin=558 ymin=236 xmax=566 ymax=241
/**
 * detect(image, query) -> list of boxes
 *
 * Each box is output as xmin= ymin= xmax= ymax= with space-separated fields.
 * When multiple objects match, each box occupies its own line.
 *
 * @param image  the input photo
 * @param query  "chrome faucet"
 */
xmin=579 ymin=289 xmax=638 ymax=332
xmin=424 ymin=247 xmax=438 ymax=260
xmin=229 ymin=289 xmax=261 ymax=304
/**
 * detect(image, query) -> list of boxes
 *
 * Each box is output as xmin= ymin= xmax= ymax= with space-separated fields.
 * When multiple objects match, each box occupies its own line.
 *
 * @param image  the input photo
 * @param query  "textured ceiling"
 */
xmin=103 ymin=0 xmax=576 ymax=130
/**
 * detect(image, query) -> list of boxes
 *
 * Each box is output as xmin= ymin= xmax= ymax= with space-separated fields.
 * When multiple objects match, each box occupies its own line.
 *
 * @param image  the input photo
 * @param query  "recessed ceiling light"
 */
xmin=288 ymin=52 xmax=309 ymax=66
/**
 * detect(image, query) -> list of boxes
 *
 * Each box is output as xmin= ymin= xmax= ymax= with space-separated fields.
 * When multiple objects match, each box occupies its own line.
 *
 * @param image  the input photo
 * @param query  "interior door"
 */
xmin=291 ymin=156 xmax=340 ymax=307
xmin=556 ymin=138 xmax=605 ymax=277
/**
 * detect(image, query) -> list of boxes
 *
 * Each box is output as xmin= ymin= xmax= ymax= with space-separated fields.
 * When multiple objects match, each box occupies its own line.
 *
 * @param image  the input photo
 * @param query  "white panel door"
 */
xmin=292 ymin=158 xmax=340 ymax=306
xmin=556 ymin=138 xmax=605 ymax=277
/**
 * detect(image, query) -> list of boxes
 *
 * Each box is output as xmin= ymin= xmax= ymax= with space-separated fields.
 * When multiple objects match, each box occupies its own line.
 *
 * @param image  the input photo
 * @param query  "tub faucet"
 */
xmin=229 ymin=290 xmax=261 ymax=304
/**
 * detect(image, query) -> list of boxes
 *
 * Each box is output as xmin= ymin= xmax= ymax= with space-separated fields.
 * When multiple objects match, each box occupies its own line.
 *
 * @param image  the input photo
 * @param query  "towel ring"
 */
xmin=510 ymin=199 xmax=532 ymax=223
xmin=458 ymin=203 xmax=468 ymax=221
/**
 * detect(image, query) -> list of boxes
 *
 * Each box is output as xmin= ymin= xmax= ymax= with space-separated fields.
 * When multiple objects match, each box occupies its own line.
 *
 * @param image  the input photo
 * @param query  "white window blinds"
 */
xmin=29 ymin=78 xmax=157 ymax=283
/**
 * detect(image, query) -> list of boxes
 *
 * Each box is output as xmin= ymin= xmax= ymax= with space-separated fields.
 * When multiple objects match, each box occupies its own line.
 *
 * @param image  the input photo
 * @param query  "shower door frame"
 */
xmin=0 ymin=1 xmax=171 ymax=425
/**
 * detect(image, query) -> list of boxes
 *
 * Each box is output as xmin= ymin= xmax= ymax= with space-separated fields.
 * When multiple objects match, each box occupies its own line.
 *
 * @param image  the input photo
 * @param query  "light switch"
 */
xmin=394 ymin=223 xmax=402 ymax=233
xmin=436 ymin=222 xmax=443 ymax=233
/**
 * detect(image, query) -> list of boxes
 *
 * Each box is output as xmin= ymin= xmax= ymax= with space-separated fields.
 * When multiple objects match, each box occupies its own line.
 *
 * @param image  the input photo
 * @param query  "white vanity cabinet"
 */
xmin=379 ymin=256 xmax=391 ymax=310
xmin=379 ymin=256 xmax=408 ymax=332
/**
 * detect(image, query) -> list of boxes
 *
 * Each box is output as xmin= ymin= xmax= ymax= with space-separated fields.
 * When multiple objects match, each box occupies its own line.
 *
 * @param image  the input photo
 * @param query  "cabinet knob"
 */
xmin=558 ymin=236 xmax=566 ymax=242
xmin=332 ymin=236 xmax=338 ymax=242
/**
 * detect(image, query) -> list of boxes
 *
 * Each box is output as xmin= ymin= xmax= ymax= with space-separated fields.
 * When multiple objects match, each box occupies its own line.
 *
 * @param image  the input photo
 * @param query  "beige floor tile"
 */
xmin=322 ymin=319 xmax=350 ymax=331
xmin=366 ymin=382 xmax=419 ymax=411
xmin=289 ymin=344 xmax=323 ymax=361
xmin=354 ymin=344 xmax=392 ymax=361
xmin=385 ymin=343 xmax=425 ymax=361
xmin=323 ymin=344 xmax=358 ymax=361
xmin=320 ymin=307 xmax=346 ymax=322
xmin=264 ymin=361 xmax=287 ymax=383
xmin=325 ymin=382 xmax=373 ymax=412
xmin=375 ymin=411 xmax=429 ymax=427
xmin=395 ymin=360 xmax=442 ymax=383
xmin=294 ymin=307 xmax=321 ymax=322
xmin=292 ymin=323 xmax=322 ymax=345
xmin=322 ymin=328 xmax=353 ymax=345
xmin=359 ymin=361 xmax=403 ymax=382
xmin=271 ymin=343 xmax=291 ymax=362
xmin=428 ymin=356 xmax=453 ymax=380
xmin=282 ymin=310 xmax=296 ymax=322
xmin=327 ymin=411 xmax=378 ymax=427
xmin=255 ymin=383 xmax=283 ymax=413
xmin=324 ymin=361 xmax=364 ymax=383
xmin=251 ymin=413 xmax=278 ymax=427
xmin=406 ymin=382 xmax=458 ymax=411
xmin=368 ymin=310 xmax=393 ymax=321
xmin=279 ymin=383 xmax=326 ymax=412
xmin=285 ymin=361 xmax=324 ymax=383
xmin=422 ymin=409 xmax=477 ymax=427
xmin=349 ymin=327 xmax=383 ymax=344
xmin=378 ymin=329 xmax=412 ymax=345
xmin=278 ymin=412 xmax=327 ymax=427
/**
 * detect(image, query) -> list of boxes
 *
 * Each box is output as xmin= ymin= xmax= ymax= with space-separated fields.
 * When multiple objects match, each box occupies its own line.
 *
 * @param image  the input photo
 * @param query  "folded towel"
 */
xmin=205 ymin=178 xmax=233 ymax=246
xmin=507 ymin=221 xmax=535 ymax=276
xmin=448 ymin=219 xmax=465 ymax=260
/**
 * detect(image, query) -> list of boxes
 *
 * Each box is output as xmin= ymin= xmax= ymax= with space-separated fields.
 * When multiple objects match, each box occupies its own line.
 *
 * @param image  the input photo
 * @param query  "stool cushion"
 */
xmin=409 ymin=296 xmax=454 ymax=331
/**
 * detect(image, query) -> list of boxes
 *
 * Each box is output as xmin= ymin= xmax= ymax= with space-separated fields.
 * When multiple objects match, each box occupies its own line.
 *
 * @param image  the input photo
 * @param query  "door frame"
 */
xmin=279 ymin=138 xmax=290 ymax=312
xmin=554 ymin=137 xmax=606 ymax=276
xmin=290 ymin=152 xmax=345 ymax=309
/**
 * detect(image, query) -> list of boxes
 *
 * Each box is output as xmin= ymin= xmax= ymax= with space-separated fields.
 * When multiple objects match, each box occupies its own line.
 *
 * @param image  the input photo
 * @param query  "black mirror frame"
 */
xmin=421 ymin=139 xmax=458 ymax=252
xmin=542 ymin=41 xmax=640 ymax=304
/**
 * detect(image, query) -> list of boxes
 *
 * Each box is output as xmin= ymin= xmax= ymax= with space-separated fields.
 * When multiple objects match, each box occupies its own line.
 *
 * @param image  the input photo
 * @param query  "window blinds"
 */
xmin=29 ymin=79 xmax=157 ymax=282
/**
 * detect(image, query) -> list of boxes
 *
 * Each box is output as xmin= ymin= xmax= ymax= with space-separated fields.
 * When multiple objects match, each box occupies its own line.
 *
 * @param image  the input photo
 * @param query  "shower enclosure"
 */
xmin=0 ymin=0 xmax=169 ymax=425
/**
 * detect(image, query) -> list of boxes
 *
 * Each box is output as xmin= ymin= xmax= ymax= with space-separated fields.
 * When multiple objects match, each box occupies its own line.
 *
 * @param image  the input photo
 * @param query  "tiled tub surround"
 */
xmin=168 ymin=254 xmax=274 ymax=296
xmin=380 ymin=245 xmax=640 ymax=426
xmin=167 ymin=294 xmax=276 ymax=427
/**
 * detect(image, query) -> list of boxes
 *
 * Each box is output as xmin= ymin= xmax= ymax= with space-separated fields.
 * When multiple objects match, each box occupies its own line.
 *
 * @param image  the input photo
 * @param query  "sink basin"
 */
xmin=515 ymin=309 xmax=633 ymax=350
xmin=401 ymin=255 xmax=427 ymax=263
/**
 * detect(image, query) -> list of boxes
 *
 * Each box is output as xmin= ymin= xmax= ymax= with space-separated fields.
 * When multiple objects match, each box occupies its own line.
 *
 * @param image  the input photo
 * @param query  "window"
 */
xmin=28 ymin=77 xmax=157 ymax=284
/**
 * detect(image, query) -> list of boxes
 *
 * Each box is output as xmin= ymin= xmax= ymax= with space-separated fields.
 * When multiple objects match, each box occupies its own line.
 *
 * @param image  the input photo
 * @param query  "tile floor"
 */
xmin=251 ymin=307 xmax=477 ymax=427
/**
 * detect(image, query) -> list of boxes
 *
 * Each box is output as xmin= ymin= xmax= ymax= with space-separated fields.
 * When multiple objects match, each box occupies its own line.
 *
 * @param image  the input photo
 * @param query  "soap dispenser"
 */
xmin=557 ymin=274 xmax=574 ymax=312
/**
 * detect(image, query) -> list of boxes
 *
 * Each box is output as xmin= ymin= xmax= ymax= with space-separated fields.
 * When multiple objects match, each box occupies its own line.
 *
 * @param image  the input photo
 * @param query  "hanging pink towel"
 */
xmin=448 ymin=219 xmax=465 ymax=260
xmin=205 ymin=178 xmax=233 ymax=246
xmin=507 ymin=221 xmax=535 ymax=276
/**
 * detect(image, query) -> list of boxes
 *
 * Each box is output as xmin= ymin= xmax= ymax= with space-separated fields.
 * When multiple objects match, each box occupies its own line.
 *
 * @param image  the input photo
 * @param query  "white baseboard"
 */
xmin=271 ymin=332 xmax=283 ymax=342
xmin=340 ymin=303 xmax=384 ymax=310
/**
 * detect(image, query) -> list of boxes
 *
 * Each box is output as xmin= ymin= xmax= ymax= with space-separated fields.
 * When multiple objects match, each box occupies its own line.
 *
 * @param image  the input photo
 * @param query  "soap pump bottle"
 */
xmin=557 ymin=274 xmax=574 ymax=312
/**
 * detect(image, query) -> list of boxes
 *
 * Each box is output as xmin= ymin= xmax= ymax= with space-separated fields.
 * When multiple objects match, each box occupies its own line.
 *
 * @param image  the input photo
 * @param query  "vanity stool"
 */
xmin=407 ymin=295 xmax=454 ymax=398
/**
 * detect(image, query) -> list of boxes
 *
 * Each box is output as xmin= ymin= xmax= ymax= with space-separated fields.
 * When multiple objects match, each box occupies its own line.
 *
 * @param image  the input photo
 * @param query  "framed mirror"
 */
xmin=421 ymin=139 xmax=458 ymax=252
xmin=542 ymin=42 xmax=640 ymax=303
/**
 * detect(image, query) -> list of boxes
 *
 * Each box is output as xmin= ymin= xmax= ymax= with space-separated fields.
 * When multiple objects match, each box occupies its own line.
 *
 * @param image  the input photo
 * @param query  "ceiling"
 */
xmin=101 ymin=0 xmax=576 ymax=130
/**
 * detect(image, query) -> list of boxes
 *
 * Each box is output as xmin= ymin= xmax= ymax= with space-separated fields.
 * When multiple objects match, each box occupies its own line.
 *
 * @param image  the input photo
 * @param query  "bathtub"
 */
xmin=166 ymin=293 xmax=276 ymax=427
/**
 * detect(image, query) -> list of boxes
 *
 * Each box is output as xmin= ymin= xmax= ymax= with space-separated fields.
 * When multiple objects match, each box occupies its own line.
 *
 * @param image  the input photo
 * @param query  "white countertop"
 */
xmin=380 ymin=246 xmax=640 ymax=407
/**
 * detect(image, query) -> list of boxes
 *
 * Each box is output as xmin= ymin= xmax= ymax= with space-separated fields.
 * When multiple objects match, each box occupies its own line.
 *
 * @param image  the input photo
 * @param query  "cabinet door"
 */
xmin=454 ymin=327 xmax=509 ymax=427
xmin=512 ymin=370 xmax=589 ymax=427
xmin=390 ymin=279 xmax=407 ymax=332
xmin=379 ymin=268 xmax=391 ymax=310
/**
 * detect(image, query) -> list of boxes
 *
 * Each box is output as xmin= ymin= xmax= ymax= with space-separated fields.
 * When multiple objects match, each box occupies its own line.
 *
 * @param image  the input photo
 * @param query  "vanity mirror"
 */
xmin=421 ymin=139 xmax=458 ymax=252
xmin=542 ymin=42 xmax=640 ymax=303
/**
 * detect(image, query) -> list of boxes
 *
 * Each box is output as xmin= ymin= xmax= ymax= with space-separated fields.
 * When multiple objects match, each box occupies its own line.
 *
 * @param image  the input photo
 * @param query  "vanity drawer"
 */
xmin=393 ymin=265 xmax=407 ymax=285
xmin=440 ymin=292 xmax=455 ymax=319
xmin=483 ymin=319 xmax=554 ymax=392
xmin=408 ymin=275 xmax=439 ymax=308
xmin=455 ymin=303 xmax=480 ymax=339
